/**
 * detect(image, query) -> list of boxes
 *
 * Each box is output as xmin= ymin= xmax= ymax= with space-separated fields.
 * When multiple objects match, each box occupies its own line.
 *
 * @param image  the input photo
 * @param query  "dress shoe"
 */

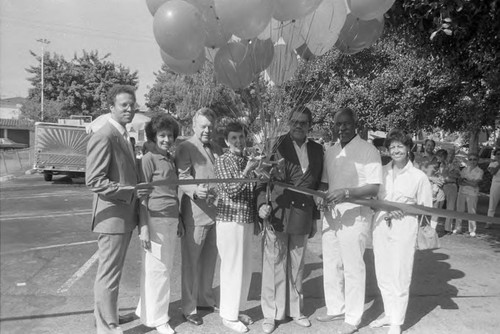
xmin=293 ymin=316 xmax=311 ymax=327
xmin=337 ymin=322 xmax=358 ymax=334
xmin=109 ymin=324 xmax=123 ymax=334
xmin=198 ymin=305 xmax=219 ymax=313
xmin=262 ymin=318 xmax=275 ymax=334
xmin=238 ymin=314 xmax=254 ymax=325
xmin=118 ymin=313 xmax=136 ymax=324
xmin=316 ymin=314 xmax=345 ymax=322
xmin=222 ymin=319 xmax=248 ymax=333
xmin=156 ymin=323 xmax=175 ymax=334
xmin=184 ymin=314 xmax=203 ymax=326
xmin=369 ymin=316 xmax=391 ymax=328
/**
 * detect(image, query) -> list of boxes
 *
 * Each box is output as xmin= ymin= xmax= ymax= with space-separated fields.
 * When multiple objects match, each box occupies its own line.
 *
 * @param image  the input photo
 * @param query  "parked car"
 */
xmin=0 ymin=138 xmax=28 ymax=150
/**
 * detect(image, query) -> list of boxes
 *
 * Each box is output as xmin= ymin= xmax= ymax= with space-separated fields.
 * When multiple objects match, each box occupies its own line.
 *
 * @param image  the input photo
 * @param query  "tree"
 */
xmin=22 ymin=50 xmax=138 ymax=121
xmin=145 ymin=63 xmax=265 ymax=135
xmin=389 ymin=0 xmax=500 ymax=151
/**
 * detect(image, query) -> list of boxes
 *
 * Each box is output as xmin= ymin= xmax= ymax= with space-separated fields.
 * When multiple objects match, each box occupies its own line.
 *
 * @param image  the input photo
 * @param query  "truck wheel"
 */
xmin=44 ymin=173 xmax=53 ymax=181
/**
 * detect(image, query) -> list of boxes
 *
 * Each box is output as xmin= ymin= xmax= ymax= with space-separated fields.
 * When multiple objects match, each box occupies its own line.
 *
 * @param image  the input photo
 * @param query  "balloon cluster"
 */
xmin=147 ymin=0 xmax=394 ymax=90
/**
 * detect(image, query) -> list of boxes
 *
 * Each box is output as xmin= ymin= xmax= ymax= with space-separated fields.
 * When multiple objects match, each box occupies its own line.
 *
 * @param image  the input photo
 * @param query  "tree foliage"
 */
xmin=145 ymin=63 xmax=265 ymax=134
xmin=22 ymin=50 xmax=138 ymax=121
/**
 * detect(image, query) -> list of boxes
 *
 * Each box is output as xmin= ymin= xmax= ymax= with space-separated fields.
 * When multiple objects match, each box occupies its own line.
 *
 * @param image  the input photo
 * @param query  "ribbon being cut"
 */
xmin=150 ymin=176 xmax=500 ymax=226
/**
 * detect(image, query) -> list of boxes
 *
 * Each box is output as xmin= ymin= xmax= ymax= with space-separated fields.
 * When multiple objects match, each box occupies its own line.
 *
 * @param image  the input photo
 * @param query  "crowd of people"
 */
xmin=85 ymin=85 xmax=499 ymax=334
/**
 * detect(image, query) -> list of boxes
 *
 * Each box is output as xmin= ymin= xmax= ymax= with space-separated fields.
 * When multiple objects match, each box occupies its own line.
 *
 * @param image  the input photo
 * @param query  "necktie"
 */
xmin=124 ymin=133 xmax=136 ymax=160
xmin=203 ymin=143 xmax=215 ymax=165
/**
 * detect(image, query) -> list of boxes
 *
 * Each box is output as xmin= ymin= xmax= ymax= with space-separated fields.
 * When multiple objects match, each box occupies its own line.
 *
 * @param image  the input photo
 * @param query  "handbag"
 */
xmin=416 ymin=215 xmax=440 ymax=250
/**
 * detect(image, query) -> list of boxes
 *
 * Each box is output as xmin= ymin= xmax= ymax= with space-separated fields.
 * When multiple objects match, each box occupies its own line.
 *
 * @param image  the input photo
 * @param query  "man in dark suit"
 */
xmin=256 ymin=106 xmax=324 ymax=334
xmin=175 ymin=107 xmax=223 ymax=326
xmin=86 ymin=85 xmax=152 ymax=334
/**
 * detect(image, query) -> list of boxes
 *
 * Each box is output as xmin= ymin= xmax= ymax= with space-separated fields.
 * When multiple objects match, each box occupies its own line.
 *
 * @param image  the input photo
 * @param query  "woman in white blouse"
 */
xmin=370 ymin=129 xmax=433 ymax=334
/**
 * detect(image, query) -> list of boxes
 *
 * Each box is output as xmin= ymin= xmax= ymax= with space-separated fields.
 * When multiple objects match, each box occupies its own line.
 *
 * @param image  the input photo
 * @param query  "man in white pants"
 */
xmin=317 ymin=108 xmax=382 ymax=334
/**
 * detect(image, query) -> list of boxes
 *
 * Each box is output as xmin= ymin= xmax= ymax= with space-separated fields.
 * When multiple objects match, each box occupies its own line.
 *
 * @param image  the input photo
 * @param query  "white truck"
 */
xmin=34 ymin=116 xmax=92 ymax=181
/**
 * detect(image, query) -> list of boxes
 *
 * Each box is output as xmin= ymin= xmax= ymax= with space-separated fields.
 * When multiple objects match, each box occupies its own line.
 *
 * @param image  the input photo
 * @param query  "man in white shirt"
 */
xmin=317 ymin=108 xmax=383 ymax=334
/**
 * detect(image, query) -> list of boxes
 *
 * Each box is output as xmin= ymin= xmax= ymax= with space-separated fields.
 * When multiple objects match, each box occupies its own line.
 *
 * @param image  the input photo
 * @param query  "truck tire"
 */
xmin=44 ymin=172 xmax=53 ymax=181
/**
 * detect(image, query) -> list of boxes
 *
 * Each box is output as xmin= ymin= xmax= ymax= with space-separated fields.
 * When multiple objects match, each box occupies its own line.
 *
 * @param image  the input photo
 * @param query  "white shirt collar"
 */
xmin=108 ymin=117 xmax=127 ymax=137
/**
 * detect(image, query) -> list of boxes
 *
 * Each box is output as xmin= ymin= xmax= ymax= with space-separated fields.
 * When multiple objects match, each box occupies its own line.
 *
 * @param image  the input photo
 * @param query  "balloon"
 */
xmin=214 ymin=42 xmax=254 ymax=90
xmin=300 ymin=0 xmax=347 ymax=56
xmin=273 ymin=0 xmax=324 ymax=21
xmin=160 ymin=49 xmax=206 ymax=75
xmin=153 ymin=0 xmax=206 ymax=60
xmin=214 ymin=0 xmax=273 ymax=39
xmin=146 ymin=0 xmax=168 ymax=16
xmin=188 ymin=0 xmax=232 ymax=49
xmin=335 ymin=14 xmax=384 ymax=54
xmin=245 ymin=38 xmax=275 ymax=73
xmin=259 ymin=19 xmax=306 ymax=50
xmin=266 ymin=44 xmax=298 ymax=86
xmin=348 ymin=0 xmax=395 ymax=20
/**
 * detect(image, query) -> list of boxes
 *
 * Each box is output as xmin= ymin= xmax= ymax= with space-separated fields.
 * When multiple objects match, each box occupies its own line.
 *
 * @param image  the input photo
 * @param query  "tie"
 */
xmin=124 ymin=133 xmax=136 ymax=160
xmin=203 ymin=143 xmax=215 ymax=165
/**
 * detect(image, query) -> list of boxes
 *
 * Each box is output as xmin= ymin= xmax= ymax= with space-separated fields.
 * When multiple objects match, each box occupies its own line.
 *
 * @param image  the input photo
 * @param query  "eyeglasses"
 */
xmin=289 ymin=120 xmax=309 ymax=127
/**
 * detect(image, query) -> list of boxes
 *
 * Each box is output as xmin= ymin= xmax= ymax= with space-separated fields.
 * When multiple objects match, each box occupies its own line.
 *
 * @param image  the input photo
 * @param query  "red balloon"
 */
xmin=245 ymin=38 xmax=275 ymax=74
xmin=160 ymin=49 xmax=206 ymax=75
xmin=336 ymin=14 xmax=384 ymax=54
xmin=215 ymin=0 xmax=273 ymax=39
xmin=153 ymin=0 xmax=206 ymax=60
xmin=214 ymin=42 xmax=254 ymax=90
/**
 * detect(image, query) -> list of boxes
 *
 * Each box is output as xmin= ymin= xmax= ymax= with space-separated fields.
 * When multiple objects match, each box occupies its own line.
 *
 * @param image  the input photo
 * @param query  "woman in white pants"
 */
xmin=371 ymin=129 xmax=433 ymax=334
xmin=214 ymin=121 xmax=259 ymax=333
xmin=455 ymin=153 xmax=484 ymax=236
xmin=136 ymin=114 xmax=184 ymax=334
xmin=486 ymin=149 xmax=500 ymax=228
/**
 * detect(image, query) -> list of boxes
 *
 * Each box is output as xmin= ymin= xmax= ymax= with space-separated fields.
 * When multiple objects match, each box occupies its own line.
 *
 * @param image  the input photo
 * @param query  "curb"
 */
xmin=0 ymin=169 xmax=37 ymax=183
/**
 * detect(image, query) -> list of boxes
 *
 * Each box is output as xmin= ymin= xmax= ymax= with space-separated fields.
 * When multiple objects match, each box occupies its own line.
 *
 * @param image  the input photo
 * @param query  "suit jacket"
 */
xmin=256 ymin=134 xmax=324 ymax=234
xmin=175 ymin=135 xmax=223 ymax=226
xmin=86 ymin=121 xmax=140 ymax=233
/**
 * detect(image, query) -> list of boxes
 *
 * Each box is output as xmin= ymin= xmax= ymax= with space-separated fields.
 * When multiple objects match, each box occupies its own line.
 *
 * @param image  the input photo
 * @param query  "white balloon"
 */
xmin=301 ymin=0 xmax=348 ymax=56
xmin=259 ymin=19 xmax=306 ymax=49
xmin=348 ymin=0 xmax=395 ymax=20
xmin=266 ymin=44 xmax=299 ymax=86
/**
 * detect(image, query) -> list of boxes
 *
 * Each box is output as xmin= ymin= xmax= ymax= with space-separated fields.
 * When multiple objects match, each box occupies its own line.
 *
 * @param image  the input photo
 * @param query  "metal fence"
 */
xmin=0 ymin=148 xmax=33 ymax=176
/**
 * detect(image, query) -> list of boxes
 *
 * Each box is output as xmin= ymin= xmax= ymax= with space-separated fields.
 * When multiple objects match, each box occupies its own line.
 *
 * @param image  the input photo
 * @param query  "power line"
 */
xmin=1 ymin=15 xmax=156 ymax=44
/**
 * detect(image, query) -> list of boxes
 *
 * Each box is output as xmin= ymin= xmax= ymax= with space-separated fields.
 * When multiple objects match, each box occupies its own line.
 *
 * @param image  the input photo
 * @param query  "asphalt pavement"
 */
xmin=1 ymin=174 xmax=499 ymax=334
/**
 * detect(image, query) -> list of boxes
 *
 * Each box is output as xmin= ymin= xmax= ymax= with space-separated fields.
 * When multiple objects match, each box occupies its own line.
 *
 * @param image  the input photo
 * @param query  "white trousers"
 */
xmin=136 ymin=217 xmax=178 ymax=327
xmin=372 ymin=215 xmax=418 ymax=326
xmin=488 ymin=182 xmax=500 ymax=217
xmin=456 ymin=193 xmax=478 ymax=233
xmin=216 ymin=221 xmax=253 ymax=321
xmin=322 ymin=206 xmax=372 ymax=326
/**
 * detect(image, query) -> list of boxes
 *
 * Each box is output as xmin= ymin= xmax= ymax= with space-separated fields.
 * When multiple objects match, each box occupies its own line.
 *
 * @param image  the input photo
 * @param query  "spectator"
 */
xmin=486 ymin=148 xmax=500 ymax=228
xmin=438 ymin=149 xmax=461 ymax=233
xmin=455 ymin=153 xmax=484 ymax=236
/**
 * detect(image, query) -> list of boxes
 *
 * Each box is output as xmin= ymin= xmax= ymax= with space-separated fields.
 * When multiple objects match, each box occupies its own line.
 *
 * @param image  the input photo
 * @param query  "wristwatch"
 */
xmin=344 ymin=188 xmax=350 ymax=199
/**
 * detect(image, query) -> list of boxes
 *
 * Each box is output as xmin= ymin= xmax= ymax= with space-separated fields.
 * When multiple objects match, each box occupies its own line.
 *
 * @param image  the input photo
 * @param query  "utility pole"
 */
xmin=36 ymin=38 xmax=50 ymax=121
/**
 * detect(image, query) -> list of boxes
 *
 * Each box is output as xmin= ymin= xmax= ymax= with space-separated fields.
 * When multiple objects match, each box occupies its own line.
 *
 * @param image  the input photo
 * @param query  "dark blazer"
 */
xmin=86 ymin=121 xmax=140 ymax=233
xmin=175 ymin=135 xmax=223 ymax=226
xmin=256 ymin=134 xmax=324 ymax=234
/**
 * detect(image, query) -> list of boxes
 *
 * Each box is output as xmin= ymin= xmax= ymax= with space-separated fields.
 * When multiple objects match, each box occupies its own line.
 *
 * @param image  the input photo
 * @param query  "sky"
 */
xmin=0 ymin=0 xmax=162 ymax=106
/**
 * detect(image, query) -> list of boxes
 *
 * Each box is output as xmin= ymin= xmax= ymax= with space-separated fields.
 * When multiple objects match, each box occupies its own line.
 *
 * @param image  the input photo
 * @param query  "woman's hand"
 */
xmin=388 ymin=210 xmax=405 ymax=220
xmin=139 ymin=224 xmax=151 ymax=251
xmin=243 ymin=158 xmax=260 ymax=177
xmin=259 ymin=204 xmax=271 ymax=219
